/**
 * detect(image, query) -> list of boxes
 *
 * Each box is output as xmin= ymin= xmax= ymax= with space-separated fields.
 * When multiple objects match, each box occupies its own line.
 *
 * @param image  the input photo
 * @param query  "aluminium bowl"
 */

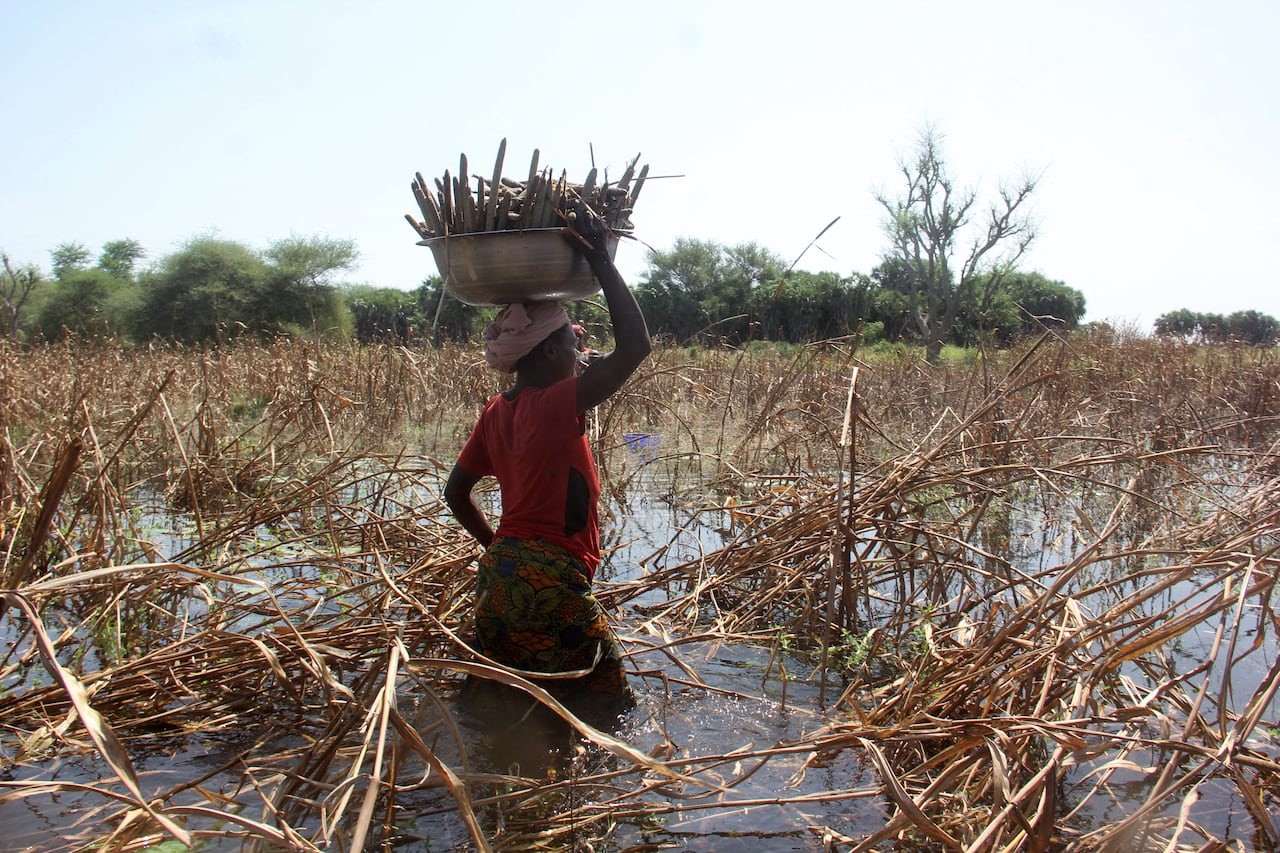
xmin=420 ymin=228 xmax=619 ymax=306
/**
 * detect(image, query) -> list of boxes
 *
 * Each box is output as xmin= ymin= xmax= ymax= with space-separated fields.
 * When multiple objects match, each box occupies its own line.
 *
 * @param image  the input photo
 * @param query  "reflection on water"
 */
xmin=392 ymin=639 xmax=877 ymax=850
xmin=617 ymin=642 xmax=879 ymax=848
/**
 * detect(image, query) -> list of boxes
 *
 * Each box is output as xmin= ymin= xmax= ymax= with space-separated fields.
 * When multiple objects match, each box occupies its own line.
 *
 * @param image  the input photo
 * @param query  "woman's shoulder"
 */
xmin=511 ymin=378 xmax=579 ymax=426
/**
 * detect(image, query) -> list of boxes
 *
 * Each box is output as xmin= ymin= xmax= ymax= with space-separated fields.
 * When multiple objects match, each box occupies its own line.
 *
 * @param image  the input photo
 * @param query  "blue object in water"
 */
xmin=623 ymin=432 xmax=660 ymax=460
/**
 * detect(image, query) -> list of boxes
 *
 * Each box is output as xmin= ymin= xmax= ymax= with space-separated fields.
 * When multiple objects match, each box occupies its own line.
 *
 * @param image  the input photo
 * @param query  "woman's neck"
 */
xmin=505 ymin=369 xmax=563 ymax=398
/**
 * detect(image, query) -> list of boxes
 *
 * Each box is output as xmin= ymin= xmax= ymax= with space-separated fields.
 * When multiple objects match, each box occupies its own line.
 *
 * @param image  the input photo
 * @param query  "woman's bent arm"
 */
xmin=444 ymin=463 xmax=494 ymax=547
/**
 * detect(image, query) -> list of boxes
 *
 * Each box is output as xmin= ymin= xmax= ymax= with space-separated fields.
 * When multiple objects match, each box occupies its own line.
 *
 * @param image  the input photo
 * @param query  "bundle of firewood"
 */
xmin=405 ymin=139 xmax=646 ymax=240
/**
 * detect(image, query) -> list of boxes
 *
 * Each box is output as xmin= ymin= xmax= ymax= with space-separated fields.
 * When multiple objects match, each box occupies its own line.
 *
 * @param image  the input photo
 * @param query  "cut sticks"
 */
xmin=405 ymin=139 xmax=644 ymax=240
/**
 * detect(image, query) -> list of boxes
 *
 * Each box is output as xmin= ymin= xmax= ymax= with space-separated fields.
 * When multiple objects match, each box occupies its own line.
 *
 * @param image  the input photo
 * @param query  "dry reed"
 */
xmin=0 ymin=332 xmax=1276 ymax=850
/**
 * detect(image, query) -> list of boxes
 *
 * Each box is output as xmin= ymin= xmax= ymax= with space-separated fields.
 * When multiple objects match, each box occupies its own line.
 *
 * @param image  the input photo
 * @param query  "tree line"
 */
xmin=632 ymin=242 xmax=1085 ymax=349
xmin=1 ymin=232 xmax=1087 ymax=351
xmin=4 ymin=129 xmax=1271 ymax=352
xmin=1153 ymin=308 xmax=1279 ymax=346
xmin=3 ymin=230 xmax=1273 ymax=351
xmin=2 ymin=236 xmax=358 ymax=344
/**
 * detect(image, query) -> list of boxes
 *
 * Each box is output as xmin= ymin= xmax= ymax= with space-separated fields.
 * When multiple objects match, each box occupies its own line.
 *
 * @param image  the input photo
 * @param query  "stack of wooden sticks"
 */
xmin=405 ymin=139 xmax=647 ymax=240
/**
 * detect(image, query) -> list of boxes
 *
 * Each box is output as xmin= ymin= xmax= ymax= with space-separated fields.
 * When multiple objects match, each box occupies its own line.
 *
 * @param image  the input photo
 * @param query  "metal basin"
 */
xmin=420 ymin=229 xmax=618 ymax=306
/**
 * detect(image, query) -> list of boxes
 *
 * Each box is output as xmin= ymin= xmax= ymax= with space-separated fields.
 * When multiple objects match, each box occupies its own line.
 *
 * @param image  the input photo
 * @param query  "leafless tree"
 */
xmin=876 ymin=127 xmax=1039 ymax=362
xmin=1 ymin=253 xmax=41 ymax=338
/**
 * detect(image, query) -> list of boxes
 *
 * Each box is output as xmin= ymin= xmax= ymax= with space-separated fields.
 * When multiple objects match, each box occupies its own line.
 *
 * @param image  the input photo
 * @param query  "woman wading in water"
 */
xmin=444 ymin=208 xmax=651 ymax=733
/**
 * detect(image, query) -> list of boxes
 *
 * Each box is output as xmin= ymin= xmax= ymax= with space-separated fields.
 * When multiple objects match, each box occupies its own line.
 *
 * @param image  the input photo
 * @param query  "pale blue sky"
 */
xmin=3 ymin=0 xmax=1276 ymax=327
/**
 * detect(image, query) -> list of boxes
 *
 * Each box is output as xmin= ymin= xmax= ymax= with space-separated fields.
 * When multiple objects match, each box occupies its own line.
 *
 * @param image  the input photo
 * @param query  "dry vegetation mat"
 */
xmin=1 ymin=333 xmax=1277 ymax=850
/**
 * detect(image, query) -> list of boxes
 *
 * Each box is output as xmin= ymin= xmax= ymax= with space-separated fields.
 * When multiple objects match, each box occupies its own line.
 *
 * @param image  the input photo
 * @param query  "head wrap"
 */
xmin=482 ymin=301 xmax=572 ymax=373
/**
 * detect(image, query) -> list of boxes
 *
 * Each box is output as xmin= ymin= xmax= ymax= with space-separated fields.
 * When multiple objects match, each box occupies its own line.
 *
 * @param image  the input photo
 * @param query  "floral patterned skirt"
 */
xmin=464 ymin=536 xmax=633 ymax=727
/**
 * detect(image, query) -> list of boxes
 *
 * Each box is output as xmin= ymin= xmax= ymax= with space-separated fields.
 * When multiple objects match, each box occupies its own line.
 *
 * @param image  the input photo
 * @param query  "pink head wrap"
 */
xmin=482 ymin=301 xmax=572 ymax=373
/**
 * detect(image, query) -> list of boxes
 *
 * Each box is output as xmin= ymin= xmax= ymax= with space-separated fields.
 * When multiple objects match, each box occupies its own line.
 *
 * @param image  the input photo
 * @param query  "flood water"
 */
xmin=2 ymin=434 xmax=1277 ymax=850
xmin=381 ymin=443 xmax=887 ymax=849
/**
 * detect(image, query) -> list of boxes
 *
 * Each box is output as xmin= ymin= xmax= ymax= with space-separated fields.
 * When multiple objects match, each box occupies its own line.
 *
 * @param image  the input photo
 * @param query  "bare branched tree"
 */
xmin=2 ymin=253 xmax=42 ymax=338
xmin=876 ymin=127 xmax=1039 ymax=362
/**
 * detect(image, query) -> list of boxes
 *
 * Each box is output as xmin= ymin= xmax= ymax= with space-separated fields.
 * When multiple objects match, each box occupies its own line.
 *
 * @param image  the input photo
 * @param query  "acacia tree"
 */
xmin=876 ymin=127 xmax=1038 ymax=362
xmin=261 ymin=236 xmax=357 ymax=335
xmin=135 ymin=238 xmax=270 ymax=341
xmin=97 ymin=239 xmax=146 ymax=279
xmin=34 ymin=267 xmax=141 ymax=340
xmin=49 ymin=242 xmax=92 ymax=279
xmin=34 ymin=239 xmax=145 ymax=340
xmin=135 ymin=236 xmax=357 ymax=342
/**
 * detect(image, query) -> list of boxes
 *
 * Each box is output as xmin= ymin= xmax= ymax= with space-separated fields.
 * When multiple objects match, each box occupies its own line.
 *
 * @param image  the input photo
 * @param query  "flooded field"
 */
xmin=1 ymin=335 xmax=1277 ymax=850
